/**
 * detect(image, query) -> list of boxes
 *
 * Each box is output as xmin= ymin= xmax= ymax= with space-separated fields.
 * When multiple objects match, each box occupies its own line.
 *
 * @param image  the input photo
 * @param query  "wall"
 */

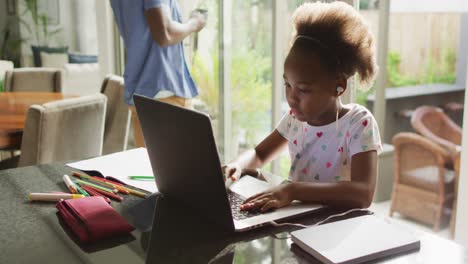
xmin=391 ymin=0 xmax=468 ymax=13
xmin=455 ymin=54 xmax=468 ymax=247
xmin=361 ymin=11 xmax=460 ymax=80
xmin=74 ymin=0 xmax=98 ymax=55
xmin=18 ymin=0 xmax=98 ymax=65
xmin=456 ymin=13 xmax=468 ymax=88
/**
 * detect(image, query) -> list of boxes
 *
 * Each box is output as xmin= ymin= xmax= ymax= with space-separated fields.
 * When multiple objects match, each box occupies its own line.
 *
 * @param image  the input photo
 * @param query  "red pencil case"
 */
xmin=56 ymin=196 xmax=134 ymax=243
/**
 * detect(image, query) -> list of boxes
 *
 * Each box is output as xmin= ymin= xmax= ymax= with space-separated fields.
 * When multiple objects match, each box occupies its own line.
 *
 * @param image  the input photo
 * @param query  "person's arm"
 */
xmin=288 ymin=150 xmax=377 ymax=208
xmin=223 ymin=130 xmax=288 ymax=180
xmin=241 ymin=150 xmax=377 ymax=211
xmin=144 ymin=5 xmax=206 ymax=47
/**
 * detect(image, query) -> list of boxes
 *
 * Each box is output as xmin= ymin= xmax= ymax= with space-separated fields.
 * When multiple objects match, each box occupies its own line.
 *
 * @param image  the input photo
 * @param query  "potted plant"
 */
xmin=0 ymin=17 xmax=26 ymax=67
xmin=21 ymin=0 xmax=66 ymax=67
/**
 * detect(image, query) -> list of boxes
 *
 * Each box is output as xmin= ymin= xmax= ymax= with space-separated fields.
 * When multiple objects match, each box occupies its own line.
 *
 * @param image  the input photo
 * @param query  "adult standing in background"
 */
xmin=110 ymin=0 xmax=207 ymax=147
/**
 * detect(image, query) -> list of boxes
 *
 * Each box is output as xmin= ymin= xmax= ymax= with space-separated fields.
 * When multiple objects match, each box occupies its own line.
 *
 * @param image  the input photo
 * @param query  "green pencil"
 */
xmin=129 ymin=176 xmax=154 ymax=180
xmin=74 ymin=183 xmax=90 ymax=196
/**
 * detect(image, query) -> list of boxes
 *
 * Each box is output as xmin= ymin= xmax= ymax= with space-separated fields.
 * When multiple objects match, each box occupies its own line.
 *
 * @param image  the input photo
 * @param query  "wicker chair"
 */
xmin=390 ymin=132 xmax=455 ymax=231
xmin=411 ymin=105 xmax=461 ymax=168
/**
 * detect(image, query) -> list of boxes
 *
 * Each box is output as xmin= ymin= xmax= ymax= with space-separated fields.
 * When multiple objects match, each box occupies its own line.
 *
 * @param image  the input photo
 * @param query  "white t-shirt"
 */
xmin=276 ymin=104 xmax=382 ymax=182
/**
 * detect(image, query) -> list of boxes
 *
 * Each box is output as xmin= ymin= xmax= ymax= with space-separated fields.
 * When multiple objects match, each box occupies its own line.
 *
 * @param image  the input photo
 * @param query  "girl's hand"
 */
xmin=222 ymin=165 xmax=266 ymax=183
xmin=240 ymin=183 xmax=294 ymax=212
xmin=222 ymin=164 xmax=242 ymax=182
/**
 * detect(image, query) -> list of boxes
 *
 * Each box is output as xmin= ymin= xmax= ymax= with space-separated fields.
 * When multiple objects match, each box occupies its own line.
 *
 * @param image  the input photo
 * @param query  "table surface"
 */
xmin=0 ymin=92 xmax=73 ymax=149
xmin=1 ymin=162 xmax=467 ymax=264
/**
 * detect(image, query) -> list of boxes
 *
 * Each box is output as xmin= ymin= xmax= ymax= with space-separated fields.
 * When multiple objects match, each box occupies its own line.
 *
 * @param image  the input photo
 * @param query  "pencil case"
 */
xmin=56 ymin=196 xmax=134 ymax=243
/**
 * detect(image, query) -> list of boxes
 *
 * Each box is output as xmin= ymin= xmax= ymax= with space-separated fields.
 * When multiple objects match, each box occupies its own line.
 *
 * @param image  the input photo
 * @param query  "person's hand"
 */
xmin=222 ymin=163 xmax=242 ymax=183
xmin=240 ymin=183 xmax=294 ymax=213
xmin=222 ymin=165 xmax=266 ymax=183
xmin=189 ymin=10 xmax=207 ymax=32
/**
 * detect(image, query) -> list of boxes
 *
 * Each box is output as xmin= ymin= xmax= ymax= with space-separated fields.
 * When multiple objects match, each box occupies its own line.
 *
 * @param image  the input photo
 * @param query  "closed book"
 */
xmin=291 ymin=215 xmax=420 ymax=264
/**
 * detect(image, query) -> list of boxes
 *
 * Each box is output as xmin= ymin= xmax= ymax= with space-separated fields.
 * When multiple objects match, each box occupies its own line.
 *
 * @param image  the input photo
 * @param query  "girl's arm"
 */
xmin=289 ymin=150 xmax=377 ymax=208
xmin=241 ymin=150 xmax=377 ymax=211
xmin=224 ymin=130 xmax=288 ymax=179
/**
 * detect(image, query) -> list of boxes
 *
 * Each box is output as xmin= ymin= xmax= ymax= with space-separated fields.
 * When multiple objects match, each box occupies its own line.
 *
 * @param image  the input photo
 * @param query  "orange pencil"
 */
xmin=90 ymin=176 xmax=130 ymax=194
xmin=93 ymin=176 xmax=124 ymax=186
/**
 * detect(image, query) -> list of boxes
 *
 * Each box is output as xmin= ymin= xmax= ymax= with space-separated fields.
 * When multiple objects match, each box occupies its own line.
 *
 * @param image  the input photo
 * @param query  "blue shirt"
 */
xmin=110 ymin=0 xmax=198 ymax=105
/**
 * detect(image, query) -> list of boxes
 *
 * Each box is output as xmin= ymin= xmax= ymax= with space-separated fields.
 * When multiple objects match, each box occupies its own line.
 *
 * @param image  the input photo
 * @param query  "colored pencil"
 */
xmin=81 ymin=186 xmax=111 ymax=203
xmin=72 ymin=172 xmax=128 ymax=194
xmin=73 ymin=171 xmax=148 ymax=198
xmin=129 ymin=176 xmax=154 ymax=180
xmin=82 ymin=185 xmax=123 ymax=202
xmin=75 ymin=179 xmax=117 ymax=194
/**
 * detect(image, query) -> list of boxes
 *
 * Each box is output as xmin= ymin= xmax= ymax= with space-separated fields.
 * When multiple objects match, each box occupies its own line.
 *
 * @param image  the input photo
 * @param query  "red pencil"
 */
xmin=81 ymin=186 xmax=111 ymax=203
xmin=82 ymin=184 xmax=123 ymax=202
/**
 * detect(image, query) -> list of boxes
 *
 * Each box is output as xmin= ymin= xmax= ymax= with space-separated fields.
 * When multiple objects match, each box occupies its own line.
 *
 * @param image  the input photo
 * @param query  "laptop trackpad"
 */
xmin=229 ymin=175 xmax=273 ymax=199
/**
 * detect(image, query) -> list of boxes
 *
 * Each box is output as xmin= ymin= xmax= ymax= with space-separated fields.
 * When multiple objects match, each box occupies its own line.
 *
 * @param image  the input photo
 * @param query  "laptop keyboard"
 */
xmin=228 ymin=192 xmax=261 ymax=220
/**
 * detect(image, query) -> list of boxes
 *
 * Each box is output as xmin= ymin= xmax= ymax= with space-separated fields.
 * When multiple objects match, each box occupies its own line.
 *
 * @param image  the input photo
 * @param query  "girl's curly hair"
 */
xmin=290 ymin=2 xmax=378 ymax=89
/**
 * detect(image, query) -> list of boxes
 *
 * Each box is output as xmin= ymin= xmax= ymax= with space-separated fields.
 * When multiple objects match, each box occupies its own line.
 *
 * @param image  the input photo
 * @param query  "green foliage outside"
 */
xmin=0 ymin=79 xmax=4 ymax=92
xmin=387 ymin=49 xmax=456 ymax=87
xmin=191 ymin=49 xmax=272 ymax=149
xmin=231 ymin=51 xmax=272 ymax=146
xmin=191 ymin=51 xmax=219 ymax=116
xmin=356 ymin=49 xmax=457 ymax=106
xmin=190 ymin=0 xmax=273 ymax=161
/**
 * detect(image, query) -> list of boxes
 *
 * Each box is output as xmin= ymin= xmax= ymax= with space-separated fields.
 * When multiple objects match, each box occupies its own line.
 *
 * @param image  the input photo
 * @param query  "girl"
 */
xmin=224 ymin=2 xmax=382 ymax=212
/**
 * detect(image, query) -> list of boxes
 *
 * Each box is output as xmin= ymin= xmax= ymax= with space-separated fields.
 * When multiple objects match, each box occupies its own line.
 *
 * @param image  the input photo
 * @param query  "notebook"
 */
xmin=133 ymin=95 xmax=322 ymax=232
xmin=67 ymin=148 xmax=156 ymax=193
xmin=290 ymin=215 xmax=420 ymax=264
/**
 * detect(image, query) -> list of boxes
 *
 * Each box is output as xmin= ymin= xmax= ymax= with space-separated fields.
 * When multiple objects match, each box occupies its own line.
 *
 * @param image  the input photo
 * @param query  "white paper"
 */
xmin=66 ymin=148 xmax=158 ymax=193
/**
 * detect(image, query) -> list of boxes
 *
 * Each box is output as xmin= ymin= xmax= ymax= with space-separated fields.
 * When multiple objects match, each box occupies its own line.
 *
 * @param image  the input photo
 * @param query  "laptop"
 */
xmin=134 ymin=95 xmax=322 ymax=232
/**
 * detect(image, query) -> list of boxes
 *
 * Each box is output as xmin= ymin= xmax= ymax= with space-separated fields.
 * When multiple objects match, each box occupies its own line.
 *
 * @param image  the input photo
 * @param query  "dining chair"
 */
xmin=0 ymin=60 xmax=14 ymax=81
xmin=17 ymin=93 xmax=107 ymax=167
xmin=0 ymin=61 xmax=15 ymax=158
xmin=390 ymin=132 xmax=455 ymax=231
xmin=4 ymin=68 xmax=62 ymax=92
xmin=100 ymin=74 xmax=132 ymax=155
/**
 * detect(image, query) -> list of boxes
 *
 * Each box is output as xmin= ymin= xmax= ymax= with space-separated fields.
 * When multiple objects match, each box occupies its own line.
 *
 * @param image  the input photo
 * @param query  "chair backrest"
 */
xmin=100 ymin=74 xmax=131 ymax=155
xmin=4 ymin=68 xmax=62 ymax=92
xmin=18 ymin=94 xmax=107 ymax=167
xmin=392 ymin=132 xmax=448 ymax=193
xmin=0 ymin=60 xmax=14 ymax=79
xmin=0 ymin=60 xmax=14 ymax=92
xmin=411 ymin=106 xmax=462 ymax=155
